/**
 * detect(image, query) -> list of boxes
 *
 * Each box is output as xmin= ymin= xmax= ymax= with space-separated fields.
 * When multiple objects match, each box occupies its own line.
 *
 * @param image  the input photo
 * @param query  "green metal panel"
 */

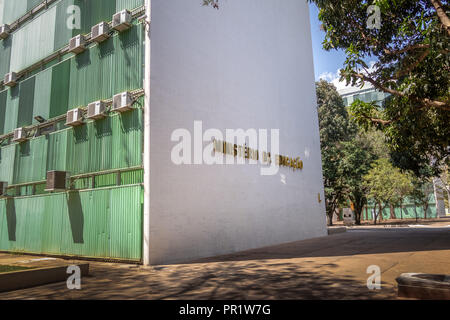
xmin=0 ymin=144 xmax=15 ymax=184
xmin=0 ymin=0 xmax=144 ymax=261
xmin=49 ymin=59 xmax=71 ymax=118
xmin=9 ymin=5 xmax=57 ymax=72
xmin=90 ymin=118 xmax=114 ymax=172
xmin=47 ymin=129 xmax=68 ymax=172
xmin=0 ymin=185 xmax=142 ymax=260
xmin=121 ymin=169 xmax=143 ymax=185
xmin=27 ymin=0 xmax=43 ymax=10
xmin=116 ymin=0 xmax=144 ymax=12
xmin=54 ymin=0 xmax=75 ymax=50
xmin=74 ymin=0 xmax=117 ymax=35
xmin=13 ymin=136 xmax=48 ymax=184
xmin=0 ymin=109 xmax=142 ymax=186
xmin=0 ymin=90 xmax=6 ymax=135
xmin=65 ymin=111 xmax=142 ymax=175
xmin=109 ymin=185 xmax=142 ymax=260
xmin=2 ymin=0 xmax=144 ymax=75
xmin=32 ymin=68 xmax=52 ymax=125
xmin=0 ymin=37 xmax=12 ymax=78
xmin=0 ymin=24 xmax=143 ymax=131
xmin=95 ymin=173 xmax=116 ymax=188
xmin=68 ymin=25 xmax=143 ymax=109
xmin=111 ymin=109 xmax=143 ymax=169
xmin=365 ymin=194 xmax=438 ymax=221
xmin=3 ymin=86 xmax=20 ymax=134
xmin=40 ymin=194 xmax=65 ymax=254
xmin=0 ymin=0 xmax=28 ymax=25
xmin=73 ymin=176 xmax=92 ymax=190
xmin=60 ymin=190 xmax=110 ymax=257
xmin=17 ymin=76 xmax=35 ymax=127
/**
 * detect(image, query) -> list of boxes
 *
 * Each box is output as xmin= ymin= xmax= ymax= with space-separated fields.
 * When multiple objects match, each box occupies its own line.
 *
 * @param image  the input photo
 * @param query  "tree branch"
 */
xmin=430 ymin=0 xmax=450 ymax=36
xmin=394 ymin=49 xmax=430 ymax=79
xmin=384 ymin=44 xmax=431 ymax=55
xmin=353 ymin=72 xmax=450 ymax=111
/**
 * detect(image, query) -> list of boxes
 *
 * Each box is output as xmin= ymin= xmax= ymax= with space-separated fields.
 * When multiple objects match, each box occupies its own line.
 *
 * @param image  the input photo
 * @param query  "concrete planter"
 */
xmin=0 ymin=264 xmax=89 ymax=293
xmin=396 ymin=273 xmax=450 ymax=300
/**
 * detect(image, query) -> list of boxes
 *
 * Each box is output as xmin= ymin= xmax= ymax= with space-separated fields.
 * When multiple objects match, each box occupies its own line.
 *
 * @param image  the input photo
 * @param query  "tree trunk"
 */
xmin=423 ymin=203 xmax=429 ymax=219
xmin=354 ymin=209 xmax=361 ymax=225
xmin=378 ymin=204 xmax=383 ymax=223
xmin=327 ymin=212 xmax=334 ymax=226
xmin=390 ymin=204 xmax=395 ymax=220
xmin=430 ymin=0 xmax=450 ymax=36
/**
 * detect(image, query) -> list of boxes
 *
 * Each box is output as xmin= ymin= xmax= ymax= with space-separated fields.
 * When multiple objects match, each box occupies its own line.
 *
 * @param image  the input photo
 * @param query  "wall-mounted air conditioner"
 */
xmin=87 ymin=101 xmax=107 ymax=120
xmin=12 ymin=127 xmax=27 ymax=143
xmin=4 ymin=72 xmax=17 ymax=87
xmin=112 ymin=10 xmax=132 ymax=32
xmin=68 ymin=34 xmax=86 ymax=54
xmin=91 ymin=22 xmax=110 ymax=43
xmin=66 ymin=108 xmax=84 ymax=126
xmin=0 ymin=182 xmax=8 ymax=197
xmin=112 ymin=91 xmax=133 ymax=113
xmin=45 ymin=171 xmax=70 ymax=192
xmin=0 ymin=24 xmax=10 ymax=40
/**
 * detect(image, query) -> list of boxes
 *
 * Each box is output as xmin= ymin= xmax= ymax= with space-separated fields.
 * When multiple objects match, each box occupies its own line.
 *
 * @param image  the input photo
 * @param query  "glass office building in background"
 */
xmin=339 ymin=84 xmax=391 ymax=107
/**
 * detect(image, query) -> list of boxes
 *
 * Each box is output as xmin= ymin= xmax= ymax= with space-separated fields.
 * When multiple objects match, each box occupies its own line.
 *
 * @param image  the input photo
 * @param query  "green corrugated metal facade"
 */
xmin=363 ymin=195 xmax=438 ymax=221
xmin=0 ymin=0 xmax=144 ymax=261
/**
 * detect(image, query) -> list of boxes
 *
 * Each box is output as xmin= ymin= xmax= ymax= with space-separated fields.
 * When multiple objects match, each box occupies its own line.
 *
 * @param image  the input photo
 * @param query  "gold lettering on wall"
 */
xmin=213 ymin=140 xmax=304 ymax=172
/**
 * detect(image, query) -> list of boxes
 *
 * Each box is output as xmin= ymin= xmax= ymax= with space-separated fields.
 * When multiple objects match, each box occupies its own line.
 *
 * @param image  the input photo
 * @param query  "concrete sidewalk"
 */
xmin=0 ymin=225 xmax=449 ymax=300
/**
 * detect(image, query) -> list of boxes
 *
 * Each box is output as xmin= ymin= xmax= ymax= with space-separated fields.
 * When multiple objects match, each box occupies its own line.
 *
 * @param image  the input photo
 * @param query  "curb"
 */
xmin=0 ymin=263 xmax=89 ymax=293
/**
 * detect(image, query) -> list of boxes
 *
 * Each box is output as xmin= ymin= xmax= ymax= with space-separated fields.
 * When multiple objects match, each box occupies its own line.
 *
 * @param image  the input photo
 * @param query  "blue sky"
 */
xmin=309 ymin=3 xmax=347 ymax=87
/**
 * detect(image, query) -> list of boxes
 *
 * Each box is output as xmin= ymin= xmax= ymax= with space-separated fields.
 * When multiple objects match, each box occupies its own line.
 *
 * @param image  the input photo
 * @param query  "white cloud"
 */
xmin=317 ymin=61 xmax=377 ymax=93
xmin=318 ymin=69 xmax=349 ymax=91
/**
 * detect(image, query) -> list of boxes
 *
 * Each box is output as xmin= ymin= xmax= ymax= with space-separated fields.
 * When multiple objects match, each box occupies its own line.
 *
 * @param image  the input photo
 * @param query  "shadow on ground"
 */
xmin=188 ymin=228 xmax=450 ymax=264
xmin=0 ymin=259 xmax=391 ymax=300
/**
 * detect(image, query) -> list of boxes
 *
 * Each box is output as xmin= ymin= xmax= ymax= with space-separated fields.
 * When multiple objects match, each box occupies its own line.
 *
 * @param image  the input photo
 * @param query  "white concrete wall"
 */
xmin=148 ymin=0 xmax=327 ymax=265
xmin=433 ymin=178 xmax=447 ymax=218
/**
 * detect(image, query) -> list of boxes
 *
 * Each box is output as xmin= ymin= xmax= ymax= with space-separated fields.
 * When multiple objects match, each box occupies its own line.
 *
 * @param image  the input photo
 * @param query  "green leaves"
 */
xmin=317 ymin=80 xmax=379 ymax=224
xmin=363 ymin=158 xmax=414 ymax=207
xmin=311 ymin=0 xmax=449 ymax=175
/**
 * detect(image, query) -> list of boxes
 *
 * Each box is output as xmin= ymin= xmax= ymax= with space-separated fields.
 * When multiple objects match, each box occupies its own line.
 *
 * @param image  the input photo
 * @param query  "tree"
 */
xmin=316 ymin=81 xmax=380 ymax=225
xmin=202 ymin=0 xmax=219 ymax=9
xmin=340 ymin=132 xmax=378 ymax=225
xmin=310 ymin=0 xmax=449 ymax=176
xmin=410 ymin=176 xmax=435 ymax=220
xmin=363 ymin=158 xmax=414 ymax=224
xmin=316 ymin=80 xmax=354 ymax=226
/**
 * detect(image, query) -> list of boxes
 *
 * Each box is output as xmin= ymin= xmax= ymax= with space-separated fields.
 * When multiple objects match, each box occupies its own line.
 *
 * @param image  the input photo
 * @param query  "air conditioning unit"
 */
xmin=91 ymin=22 xmax=110 ymax=43
xmin=66 ymin=108 xmax=84 ymax=126
xmin=68 ymin=34 xmax=86 ymax=54
xmin=112 ymin=91 xmax=133 ymax=113
xmin=0 ymin=182 xmax=8 ymax=197
xmin=12 ymin=127 xmax=27 ymax=143
xmin=87 ymin=101 xmax=107 ymax=120
xmin=112 ymin=10 xmax=132 ymax=32
xmin=0 ymin=24 xmax=10 ymax=40
xmin=45 ymin=171 xmax=69 ymax=192
xmin=4 ymin=72 xmax=17 ymax=87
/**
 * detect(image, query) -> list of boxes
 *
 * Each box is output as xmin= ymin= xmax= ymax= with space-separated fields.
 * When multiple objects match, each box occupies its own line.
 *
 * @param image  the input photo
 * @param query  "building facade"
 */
xmin=0 ymin=0 xmax=327 ymax=265
xmin=338 ymin=84 xmax=390 ymax=108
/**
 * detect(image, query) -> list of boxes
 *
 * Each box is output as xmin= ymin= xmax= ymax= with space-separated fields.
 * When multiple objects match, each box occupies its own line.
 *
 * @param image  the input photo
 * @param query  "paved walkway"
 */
xmin=0 ymin=224 xmax=449 ymax=300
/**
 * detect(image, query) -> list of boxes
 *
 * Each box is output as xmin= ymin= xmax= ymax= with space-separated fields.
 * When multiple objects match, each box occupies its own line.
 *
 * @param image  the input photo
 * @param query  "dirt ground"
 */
xmin=0 ymin=220 xmax=449 ymax=300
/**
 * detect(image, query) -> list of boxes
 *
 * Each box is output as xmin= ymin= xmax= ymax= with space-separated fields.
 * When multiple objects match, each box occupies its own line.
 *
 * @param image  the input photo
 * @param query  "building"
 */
xmin=338 ymin=85 xmax=449 ymax=220
xmin=338 ymin=84 xmax=390 ymax=108
xmin=0 ymin=0 xmax=327 ymax=265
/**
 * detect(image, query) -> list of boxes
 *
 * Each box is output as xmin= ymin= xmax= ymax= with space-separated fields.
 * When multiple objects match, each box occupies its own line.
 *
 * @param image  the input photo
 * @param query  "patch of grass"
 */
xmin=0 ymin=265 xmax=34 ymax=274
